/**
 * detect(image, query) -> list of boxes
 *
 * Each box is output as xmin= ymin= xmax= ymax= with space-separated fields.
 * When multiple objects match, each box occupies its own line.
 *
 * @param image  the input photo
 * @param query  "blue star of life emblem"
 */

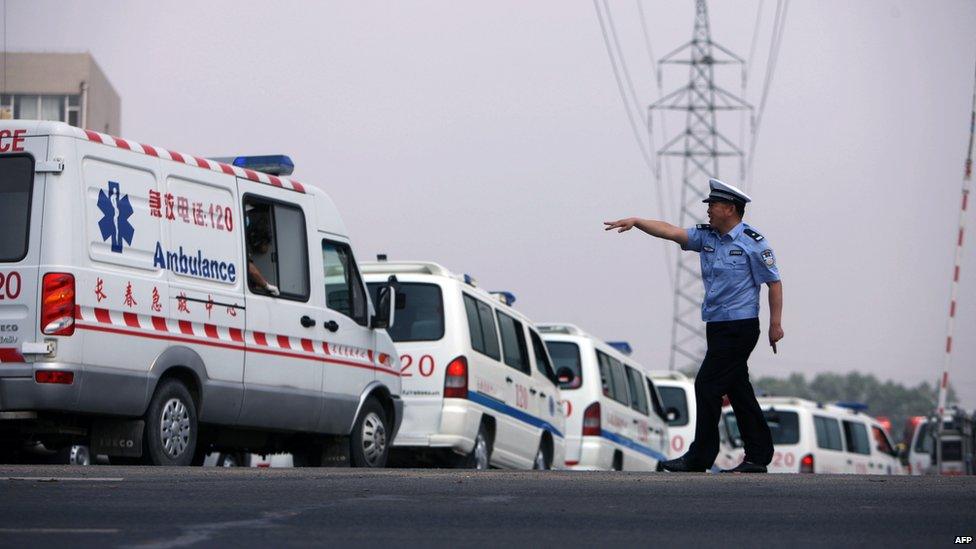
xmin=97 ymin=181 xmax=135 ymax=253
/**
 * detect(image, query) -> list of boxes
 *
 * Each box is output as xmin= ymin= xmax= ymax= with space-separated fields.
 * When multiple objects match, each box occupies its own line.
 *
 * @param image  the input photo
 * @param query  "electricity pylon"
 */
xmin=649 ymin=0 xmax=753 ymax=371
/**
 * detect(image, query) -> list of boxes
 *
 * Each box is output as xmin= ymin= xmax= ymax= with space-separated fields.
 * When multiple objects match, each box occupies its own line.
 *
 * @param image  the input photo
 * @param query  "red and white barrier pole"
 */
xmin=935 ymin=58 xmax=976 ymax=473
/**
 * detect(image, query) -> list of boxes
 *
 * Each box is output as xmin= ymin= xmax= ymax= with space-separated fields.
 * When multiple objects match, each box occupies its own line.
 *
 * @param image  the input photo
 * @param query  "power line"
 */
xmin=593 ymin=0 xmax=674 ymax=289
xmin=747 ymin=0 xmax=790 ymax=184
xmin=592 ymin=0 xmax=654 ymax=173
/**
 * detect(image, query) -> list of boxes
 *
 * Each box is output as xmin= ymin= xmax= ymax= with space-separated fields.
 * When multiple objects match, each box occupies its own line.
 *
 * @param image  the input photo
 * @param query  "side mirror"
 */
xmin=665 ymin=407 xmax=680 ymax=423
xmin=556 ymin=367 xmax=576 ymax=385
xmin=371 ymin=275 xmax=399 ymax=330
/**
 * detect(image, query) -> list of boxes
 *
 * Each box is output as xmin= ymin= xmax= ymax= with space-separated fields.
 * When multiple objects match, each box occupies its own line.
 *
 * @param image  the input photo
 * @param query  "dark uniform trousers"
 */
xmin=686 ymin=317 xmax=774 ymax=468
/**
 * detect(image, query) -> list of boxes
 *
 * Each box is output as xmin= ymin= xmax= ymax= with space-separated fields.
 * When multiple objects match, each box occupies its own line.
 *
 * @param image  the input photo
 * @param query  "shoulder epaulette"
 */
xmin=743 ymin=228 xmax=764 ymax=242
xmin=696 ymin=224 xmax=711 ymax=230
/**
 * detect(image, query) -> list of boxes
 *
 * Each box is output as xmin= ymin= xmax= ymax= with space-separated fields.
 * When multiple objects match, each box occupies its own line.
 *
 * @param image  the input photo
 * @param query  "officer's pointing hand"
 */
xmin=604 ymin=218 xmax=636 ymax=233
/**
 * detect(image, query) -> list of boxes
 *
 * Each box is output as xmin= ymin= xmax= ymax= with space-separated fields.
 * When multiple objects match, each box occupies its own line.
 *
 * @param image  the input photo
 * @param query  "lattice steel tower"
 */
xmin=649 ymin=0 xmax=752 ymax=370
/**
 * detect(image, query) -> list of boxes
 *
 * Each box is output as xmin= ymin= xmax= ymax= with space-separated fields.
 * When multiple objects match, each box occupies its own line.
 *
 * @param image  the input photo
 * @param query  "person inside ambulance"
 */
xmin=245 ymin=211 xmax=280 ymax=296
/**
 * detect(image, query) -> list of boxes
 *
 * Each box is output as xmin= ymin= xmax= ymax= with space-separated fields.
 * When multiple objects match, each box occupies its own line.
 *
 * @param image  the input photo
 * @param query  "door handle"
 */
xmin=530 ymin=388 xmax=538 ymax=395
xmin=300 ymin=315 xmax=315 ymax=328
xmin=505 ymin=377 xmax=513 ymax=384
xmin=539 ymin=392 xmax=546 ymax=399
xmin=846 ymin=460 xmax=853 ymax=465
xmin=632 ymin=419 xmax=640 ymax=424
xmin=323 ymin=320 xmax=339 ymax=332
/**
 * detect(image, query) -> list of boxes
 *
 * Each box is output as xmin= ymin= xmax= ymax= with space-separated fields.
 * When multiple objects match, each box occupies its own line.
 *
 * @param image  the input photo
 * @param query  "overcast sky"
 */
xmin=6 ymin=0 xmax=976 ymax=408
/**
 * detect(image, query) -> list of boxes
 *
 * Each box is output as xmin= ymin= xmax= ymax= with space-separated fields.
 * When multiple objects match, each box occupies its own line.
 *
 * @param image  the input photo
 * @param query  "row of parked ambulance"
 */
xmin=0 ymin=121 xmax=908 ymax=474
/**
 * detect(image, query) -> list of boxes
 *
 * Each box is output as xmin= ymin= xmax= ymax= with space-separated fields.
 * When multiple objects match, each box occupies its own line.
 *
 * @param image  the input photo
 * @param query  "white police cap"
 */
xmin=703 ymin=178 xmax=752 ymax=205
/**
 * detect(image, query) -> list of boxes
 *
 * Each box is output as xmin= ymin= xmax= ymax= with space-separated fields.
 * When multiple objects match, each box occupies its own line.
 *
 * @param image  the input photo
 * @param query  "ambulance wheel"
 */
xmin=350 ymin=397 xmax=389 ymax=468
xmin=460 ymin=424 xmax=492 ymax=470
xmin=143 ymin=379 xmax=198 ymax=466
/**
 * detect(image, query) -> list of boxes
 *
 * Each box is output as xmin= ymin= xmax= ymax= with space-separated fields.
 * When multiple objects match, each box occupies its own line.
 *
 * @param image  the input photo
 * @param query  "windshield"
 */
xmin=914 ymin=423 xmax=933 ymax=454
xmin=545 ymin=341 xmax=582 ymax=389
xmin=366 ymin=282 xmax=444 ymax=342
xmin=0 ymin=155 xmax=34 ymax=262
xmin=658 ymin=386 xmax=689 ymax=427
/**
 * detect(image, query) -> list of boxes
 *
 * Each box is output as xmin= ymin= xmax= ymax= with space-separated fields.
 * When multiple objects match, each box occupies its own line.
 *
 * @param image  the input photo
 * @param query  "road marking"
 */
xmin=3 ymin=477 xmax=124 ymax=482
xmin=0 ymin=528 xmax=120 ymax=534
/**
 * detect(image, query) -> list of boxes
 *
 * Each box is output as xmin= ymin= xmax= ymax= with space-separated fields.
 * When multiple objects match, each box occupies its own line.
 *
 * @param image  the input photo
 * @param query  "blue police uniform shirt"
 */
xmin=682 ymin=221 xmax=780 ymax=322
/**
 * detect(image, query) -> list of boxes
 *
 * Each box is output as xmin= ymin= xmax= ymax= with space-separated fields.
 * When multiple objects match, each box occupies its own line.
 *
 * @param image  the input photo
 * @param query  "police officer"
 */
xmin=604 ymin=178 xmax=784 ymax=473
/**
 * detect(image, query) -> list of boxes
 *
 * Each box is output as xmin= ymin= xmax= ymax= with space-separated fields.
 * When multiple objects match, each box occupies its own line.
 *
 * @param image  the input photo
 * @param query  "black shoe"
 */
xmin=720 ymin=460 xmax=768 ymax=473
xmin=660 ymin=456 xmax=707 ymax=473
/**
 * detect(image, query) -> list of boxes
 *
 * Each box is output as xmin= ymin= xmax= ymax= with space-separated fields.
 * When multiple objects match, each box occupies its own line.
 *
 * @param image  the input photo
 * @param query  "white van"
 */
xmin=907 ymin=415 xmax=967 ymax=476
xmin=719 ymin=397 xmax=903 ymax=474
xmin=360 ymin=261 xmax=565 ymax=470
xmin=0 ymin=120 xmax=402 ymax=467
xmin=649 ymin=371 xmax=696 ymax=459
xmin=538 ymin=324 xmax=668 ymax=471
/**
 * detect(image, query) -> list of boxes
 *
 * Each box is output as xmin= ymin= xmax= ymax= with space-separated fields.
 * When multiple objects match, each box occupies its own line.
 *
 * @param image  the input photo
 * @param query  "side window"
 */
xmin=477 ymin=302 xmax=501 ymax=360
xmin=463 ymin=294 xmax=501 ymax=361
xmin=463 ymin=295 xmax=485 ymax=353
xmin=646 ymin=378 xmax=666 ymax=420
xmin=244 ymin=198 xmax=309 ymax=300
xmin=321 ymin=240 xmax=367 ymax=325
xmin=658 ymin=386 xmax=690 ymax=427
xmin=529 ymin=330 xmax=558 ymax=385
xmin=843 ymin=420 xmax=871 ymax=455
xmin=597 ymin=351 xmax=614 ymax=399
xmin=608 ymin=356 xmax=631 ymax=406
xmin=814 ymin=415 xmax=843 ymax=451
xmin=625 ymin=366 xmax=649 ymax=415
xmin=871 ymin=426 xmax=894 ymax=456
xmin=496 ymin=310 xmax=529 ymax=374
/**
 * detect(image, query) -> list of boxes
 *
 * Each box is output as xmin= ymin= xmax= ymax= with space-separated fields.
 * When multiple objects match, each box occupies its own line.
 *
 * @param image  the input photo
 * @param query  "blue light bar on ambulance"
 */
xmin=607 ymin=341 xmax=633 ymax=356
xmin=490 ymin=291 xmax=516 ymax=306
xmin=210 ymin=155 xmax=295 ymax=176
xmin=835 ymin=401 xmax=869 ymax=413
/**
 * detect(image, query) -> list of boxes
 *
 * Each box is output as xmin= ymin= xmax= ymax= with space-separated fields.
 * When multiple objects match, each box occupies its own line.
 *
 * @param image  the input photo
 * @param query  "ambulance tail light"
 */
xmin=443 ymin=356 xmax=468 ymax=399
xmin=41 ymin=273 xmax=75 ymax=336
xmin=800 ymin=453 xmax=814 ymax=473
xmin=582 ymin=402 xmax=601 ymax=436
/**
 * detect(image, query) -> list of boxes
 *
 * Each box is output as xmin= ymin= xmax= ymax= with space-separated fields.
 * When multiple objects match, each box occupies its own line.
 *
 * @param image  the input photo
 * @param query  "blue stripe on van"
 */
xmin=469 ymin=391 xmax=564 ymax=439
xmin=599 ymin=429 xmax=668 ymax=462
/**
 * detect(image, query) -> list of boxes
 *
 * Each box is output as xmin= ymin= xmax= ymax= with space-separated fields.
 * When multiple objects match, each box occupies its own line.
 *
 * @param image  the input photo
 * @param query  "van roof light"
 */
xmin=490 ymin=291 xmax=516 ymax=306
xmin=463 ymin=274 xmax=478 ymax=287
xmin=210 ymin=155 xmax=295 ymax=176
xmin=835 ymin=401 xmax=869 ymax=413
xmin=606 ymin=341 xmax=633 ymax=356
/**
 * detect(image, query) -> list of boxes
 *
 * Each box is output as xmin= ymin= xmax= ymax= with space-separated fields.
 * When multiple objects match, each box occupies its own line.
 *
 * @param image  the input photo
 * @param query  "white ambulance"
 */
xmin=649 ymin=370 xmax=696 ymax=459
xmin=719 ymin=397 xmax=903 ymax=474
xmin=0 ymin=120 xmax=402 ymax=467
xmin=538 ymin=324 xmax=668 ymax=471
xmin=360 ymin=261 xmax=565 ymax=470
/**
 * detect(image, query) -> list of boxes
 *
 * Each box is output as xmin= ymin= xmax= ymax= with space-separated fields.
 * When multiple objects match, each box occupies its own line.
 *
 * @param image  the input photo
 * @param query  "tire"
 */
xmin=612 ymin=451 xmax=623 ymax=471
xmin=143 ymin=379 xmax=198 ymax=466
xmin=532 ymin=439 xmax=551 ymax=470
xmin=68 ymin=445 xmax=90 ymax=466
xmin=350 ymin=398 xmax=390 ymax=468
xmin=459 ymin=423 xmax=491 ymax=470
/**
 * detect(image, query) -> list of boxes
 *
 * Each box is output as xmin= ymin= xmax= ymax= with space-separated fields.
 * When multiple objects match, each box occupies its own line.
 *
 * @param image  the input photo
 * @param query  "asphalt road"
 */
xmin=0 ymin=466 xmax=973 ymax=548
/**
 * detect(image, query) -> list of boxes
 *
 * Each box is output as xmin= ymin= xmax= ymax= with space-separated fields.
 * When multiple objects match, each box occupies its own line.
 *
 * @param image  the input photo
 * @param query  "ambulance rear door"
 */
xmin=0 ymin=130 xmax=49 ymax=365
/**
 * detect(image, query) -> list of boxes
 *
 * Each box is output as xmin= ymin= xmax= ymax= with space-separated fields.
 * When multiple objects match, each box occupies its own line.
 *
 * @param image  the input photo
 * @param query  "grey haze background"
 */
xmin=5 ymin=1 xmax=975 ymax=406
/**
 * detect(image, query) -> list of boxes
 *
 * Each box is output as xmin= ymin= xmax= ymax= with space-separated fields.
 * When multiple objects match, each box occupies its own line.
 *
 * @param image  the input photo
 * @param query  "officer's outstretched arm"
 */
xmin=603 ymin=218 xmax=688 ymax=246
